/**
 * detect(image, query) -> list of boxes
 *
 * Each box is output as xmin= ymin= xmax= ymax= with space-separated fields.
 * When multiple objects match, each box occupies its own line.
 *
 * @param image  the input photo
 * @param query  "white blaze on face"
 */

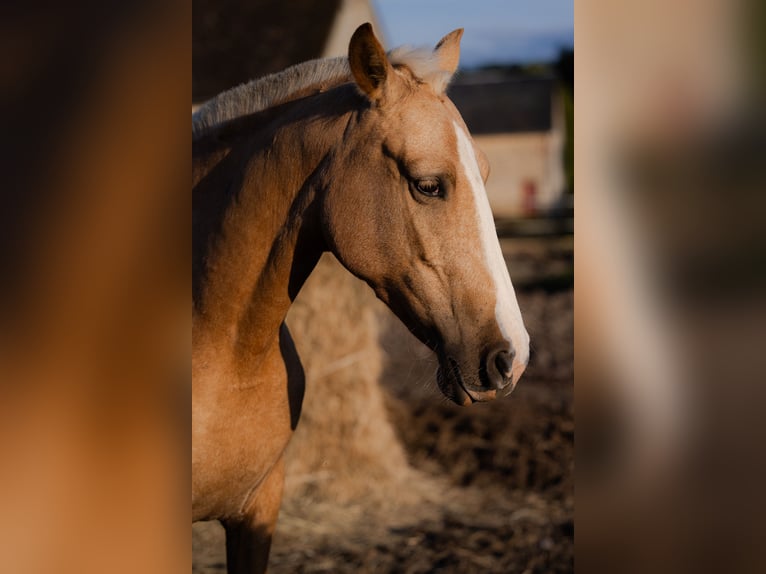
xmin=453 ymin=122 xmax=530 ymax=371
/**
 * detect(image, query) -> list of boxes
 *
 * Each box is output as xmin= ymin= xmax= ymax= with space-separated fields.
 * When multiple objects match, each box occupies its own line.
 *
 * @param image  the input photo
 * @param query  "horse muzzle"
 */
xmin=436 ymin=345 xmax=526 ymax=406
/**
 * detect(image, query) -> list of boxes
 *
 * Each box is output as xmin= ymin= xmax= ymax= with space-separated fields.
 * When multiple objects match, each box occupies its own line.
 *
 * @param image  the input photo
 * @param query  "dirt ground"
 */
xmin=193 ymin=238 xmax=573 ymax=573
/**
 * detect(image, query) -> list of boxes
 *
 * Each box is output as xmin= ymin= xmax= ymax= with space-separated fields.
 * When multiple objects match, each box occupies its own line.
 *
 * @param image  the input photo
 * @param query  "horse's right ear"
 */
xmin=348 ymin=23 xmax=389 ymax=101
xmin=434 ymin=29 xmax=464 ymax=76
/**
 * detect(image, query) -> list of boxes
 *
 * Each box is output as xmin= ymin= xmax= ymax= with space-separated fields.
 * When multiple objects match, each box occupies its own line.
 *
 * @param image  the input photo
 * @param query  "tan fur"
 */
xmin=192 ymin=23 xmax=525 ymax=573
xmin=435 ymin=28 xmax=464 ymax=74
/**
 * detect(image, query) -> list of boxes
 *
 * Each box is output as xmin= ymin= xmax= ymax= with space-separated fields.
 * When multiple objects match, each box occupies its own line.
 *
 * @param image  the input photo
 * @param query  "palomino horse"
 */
xmin=192 ymin=23 xmax=529 ymax=573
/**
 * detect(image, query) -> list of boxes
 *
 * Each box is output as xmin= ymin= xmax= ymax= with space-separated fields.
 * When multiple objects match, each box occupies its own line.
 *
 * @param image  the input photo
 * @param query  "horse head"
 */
xmin=321 ymin=24 xmax=530 ymax=405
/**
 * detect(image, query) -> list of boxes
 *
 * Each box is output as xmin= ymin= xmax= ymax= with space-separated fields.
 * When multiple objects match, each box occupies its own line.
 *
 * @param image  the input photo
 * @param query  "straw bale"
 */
xmin=284 ymin=254 xmax=435 ymax=513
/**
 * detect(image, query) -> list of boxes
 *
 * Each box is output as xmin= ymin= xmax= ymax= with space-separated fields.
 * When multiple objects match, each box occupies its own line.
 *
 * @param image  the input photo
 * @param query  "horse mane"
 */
xmin=192 ymin=47 xmax=452 ymax=139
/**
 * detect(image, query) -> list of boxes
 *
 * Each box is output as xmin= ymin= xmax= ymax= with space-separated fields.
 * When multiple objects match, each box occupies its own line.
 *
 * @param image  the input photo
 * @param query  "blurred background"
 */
xmin=192 ymin=0 xmax=573 ymax=572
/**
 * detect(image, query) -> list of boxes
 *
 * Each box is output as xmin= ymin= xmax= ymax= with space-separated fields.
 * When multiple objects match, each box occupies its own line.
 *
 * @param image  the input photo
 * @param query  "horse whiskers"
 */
xmin=311 ymin=349 xmax=371 ymax=381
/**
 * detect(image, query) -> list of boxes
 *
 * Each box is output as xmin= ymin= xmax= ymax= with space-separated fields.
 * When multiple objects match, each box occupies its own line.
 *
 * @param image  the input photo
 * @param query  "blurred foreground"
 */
xmin=0 ymin=2 xmax=189 ymax=573
xmin=577 ymin=0 xmax=766 ymax=572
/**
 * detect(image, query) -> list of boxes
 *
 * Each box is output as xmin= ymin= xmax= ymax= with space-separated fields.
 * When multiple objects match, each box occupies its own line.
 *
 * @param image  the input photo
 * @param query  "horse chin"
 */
xmin=436 ymin=357 xmax=498 ymax=406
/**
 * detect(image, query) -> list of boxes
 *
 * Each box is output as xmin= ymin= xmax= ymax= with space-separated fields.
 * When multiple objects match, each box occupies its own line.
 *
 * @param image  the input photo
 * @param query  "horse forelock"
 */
xmin=388 ymin=46 xmax=454 ymax=94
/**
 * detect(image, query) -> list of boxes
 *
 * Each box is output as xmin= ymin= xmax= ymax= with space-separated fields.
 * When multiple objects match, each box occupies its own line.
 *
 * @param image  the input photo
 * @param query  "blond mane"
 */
xmin=192 ymin=47 xmax=451 ymax=139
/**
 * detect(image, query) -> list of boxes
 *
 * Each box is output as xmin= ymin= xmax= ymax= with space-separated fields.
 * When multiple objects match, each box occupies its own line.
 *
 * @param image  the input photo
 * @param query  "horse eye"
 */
xmin=415 ymin=179 xmax=441 ymax=197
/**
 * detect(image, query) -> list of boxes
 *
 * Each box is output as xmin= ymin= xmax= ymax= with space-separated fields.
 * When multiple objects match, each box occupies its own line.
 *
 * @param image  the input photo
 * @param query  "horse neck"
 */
xmin=193 ymin=101 xmax=349 ymax=370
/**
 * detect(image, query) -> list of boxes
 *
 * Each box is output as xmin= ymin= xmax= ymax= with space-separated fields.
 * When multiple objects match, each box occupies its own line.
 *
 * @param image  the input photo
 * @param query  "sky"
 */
xmin=372 ymin=0 xmax=573 ymax=68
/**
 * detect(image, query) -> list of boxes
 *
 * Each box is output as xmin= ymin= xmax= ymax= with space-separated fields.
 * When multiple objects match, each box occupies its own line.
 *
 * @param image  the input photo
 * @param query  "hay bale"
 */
xmin=283 ymin=254 xmax=432 ymax=512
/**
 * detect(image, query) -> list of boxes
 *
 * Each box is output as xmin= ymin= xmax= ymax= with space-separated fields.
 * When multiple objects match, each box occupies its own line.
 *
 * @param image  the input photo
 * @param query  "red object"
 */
xmin=521 ymin=179 xmax=537 ymax=216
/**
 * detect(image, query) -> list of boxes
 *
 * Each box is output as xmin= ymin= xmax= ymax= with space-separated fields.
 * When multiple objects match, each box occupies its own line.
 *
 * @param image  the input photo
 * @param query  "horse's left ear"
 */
xmin=434 ymin=29 xmax=464 ymax=75
xmin=349 ymin=23 xmax=390 ymax=102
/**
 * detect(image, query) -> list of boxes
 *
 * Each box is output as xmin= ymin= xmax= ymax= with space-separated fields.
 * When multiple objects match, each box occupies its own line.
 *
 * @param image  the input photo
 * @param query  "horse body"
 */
xmin=192 ymin=24 xmax=529 ymax=573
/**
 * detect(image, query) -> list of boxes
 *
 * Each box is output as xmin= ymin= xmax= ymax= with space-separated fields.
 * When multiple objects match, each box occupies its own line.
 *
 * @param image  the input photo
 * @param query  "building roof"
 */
xmin=448 ymin=76 xmax=554 ymax=134
xmin=193 ymin=0 xmax=341 ymax=102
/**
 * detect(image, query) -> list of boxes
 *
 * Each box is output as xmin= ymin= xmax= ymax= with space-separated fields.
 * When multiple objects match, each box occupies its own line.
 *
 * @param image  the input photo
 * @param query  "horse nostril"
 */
xmin=494 ymin=349 xmax=515 ymax=383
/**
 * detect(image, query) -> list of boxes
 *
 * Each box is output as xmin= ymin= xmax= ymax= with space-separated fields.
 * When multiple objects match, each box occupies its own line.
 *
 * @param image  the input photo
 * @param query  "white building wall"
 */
xmin=476 ymin=132 xmax=563 ymax=218
xmin=322 ymin=0 xmax=382 ymax=57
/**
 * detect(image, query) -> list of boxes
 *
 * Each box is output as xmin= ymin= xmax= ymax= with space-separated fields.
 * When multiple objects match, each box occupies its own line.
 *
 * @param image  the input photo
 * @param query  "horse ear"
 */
xmin=434 ymin=28 xmax=464 ymax=75
xmin=348 ymin=23 xmax=389 ymax=101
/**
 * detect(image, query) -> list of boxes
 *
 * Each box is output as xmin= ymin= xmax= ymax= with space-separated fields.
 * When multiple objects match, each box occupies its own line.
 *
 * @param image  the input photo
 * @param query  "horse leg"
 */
xmin=223 ymin=458 xmax=285 ymax=574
